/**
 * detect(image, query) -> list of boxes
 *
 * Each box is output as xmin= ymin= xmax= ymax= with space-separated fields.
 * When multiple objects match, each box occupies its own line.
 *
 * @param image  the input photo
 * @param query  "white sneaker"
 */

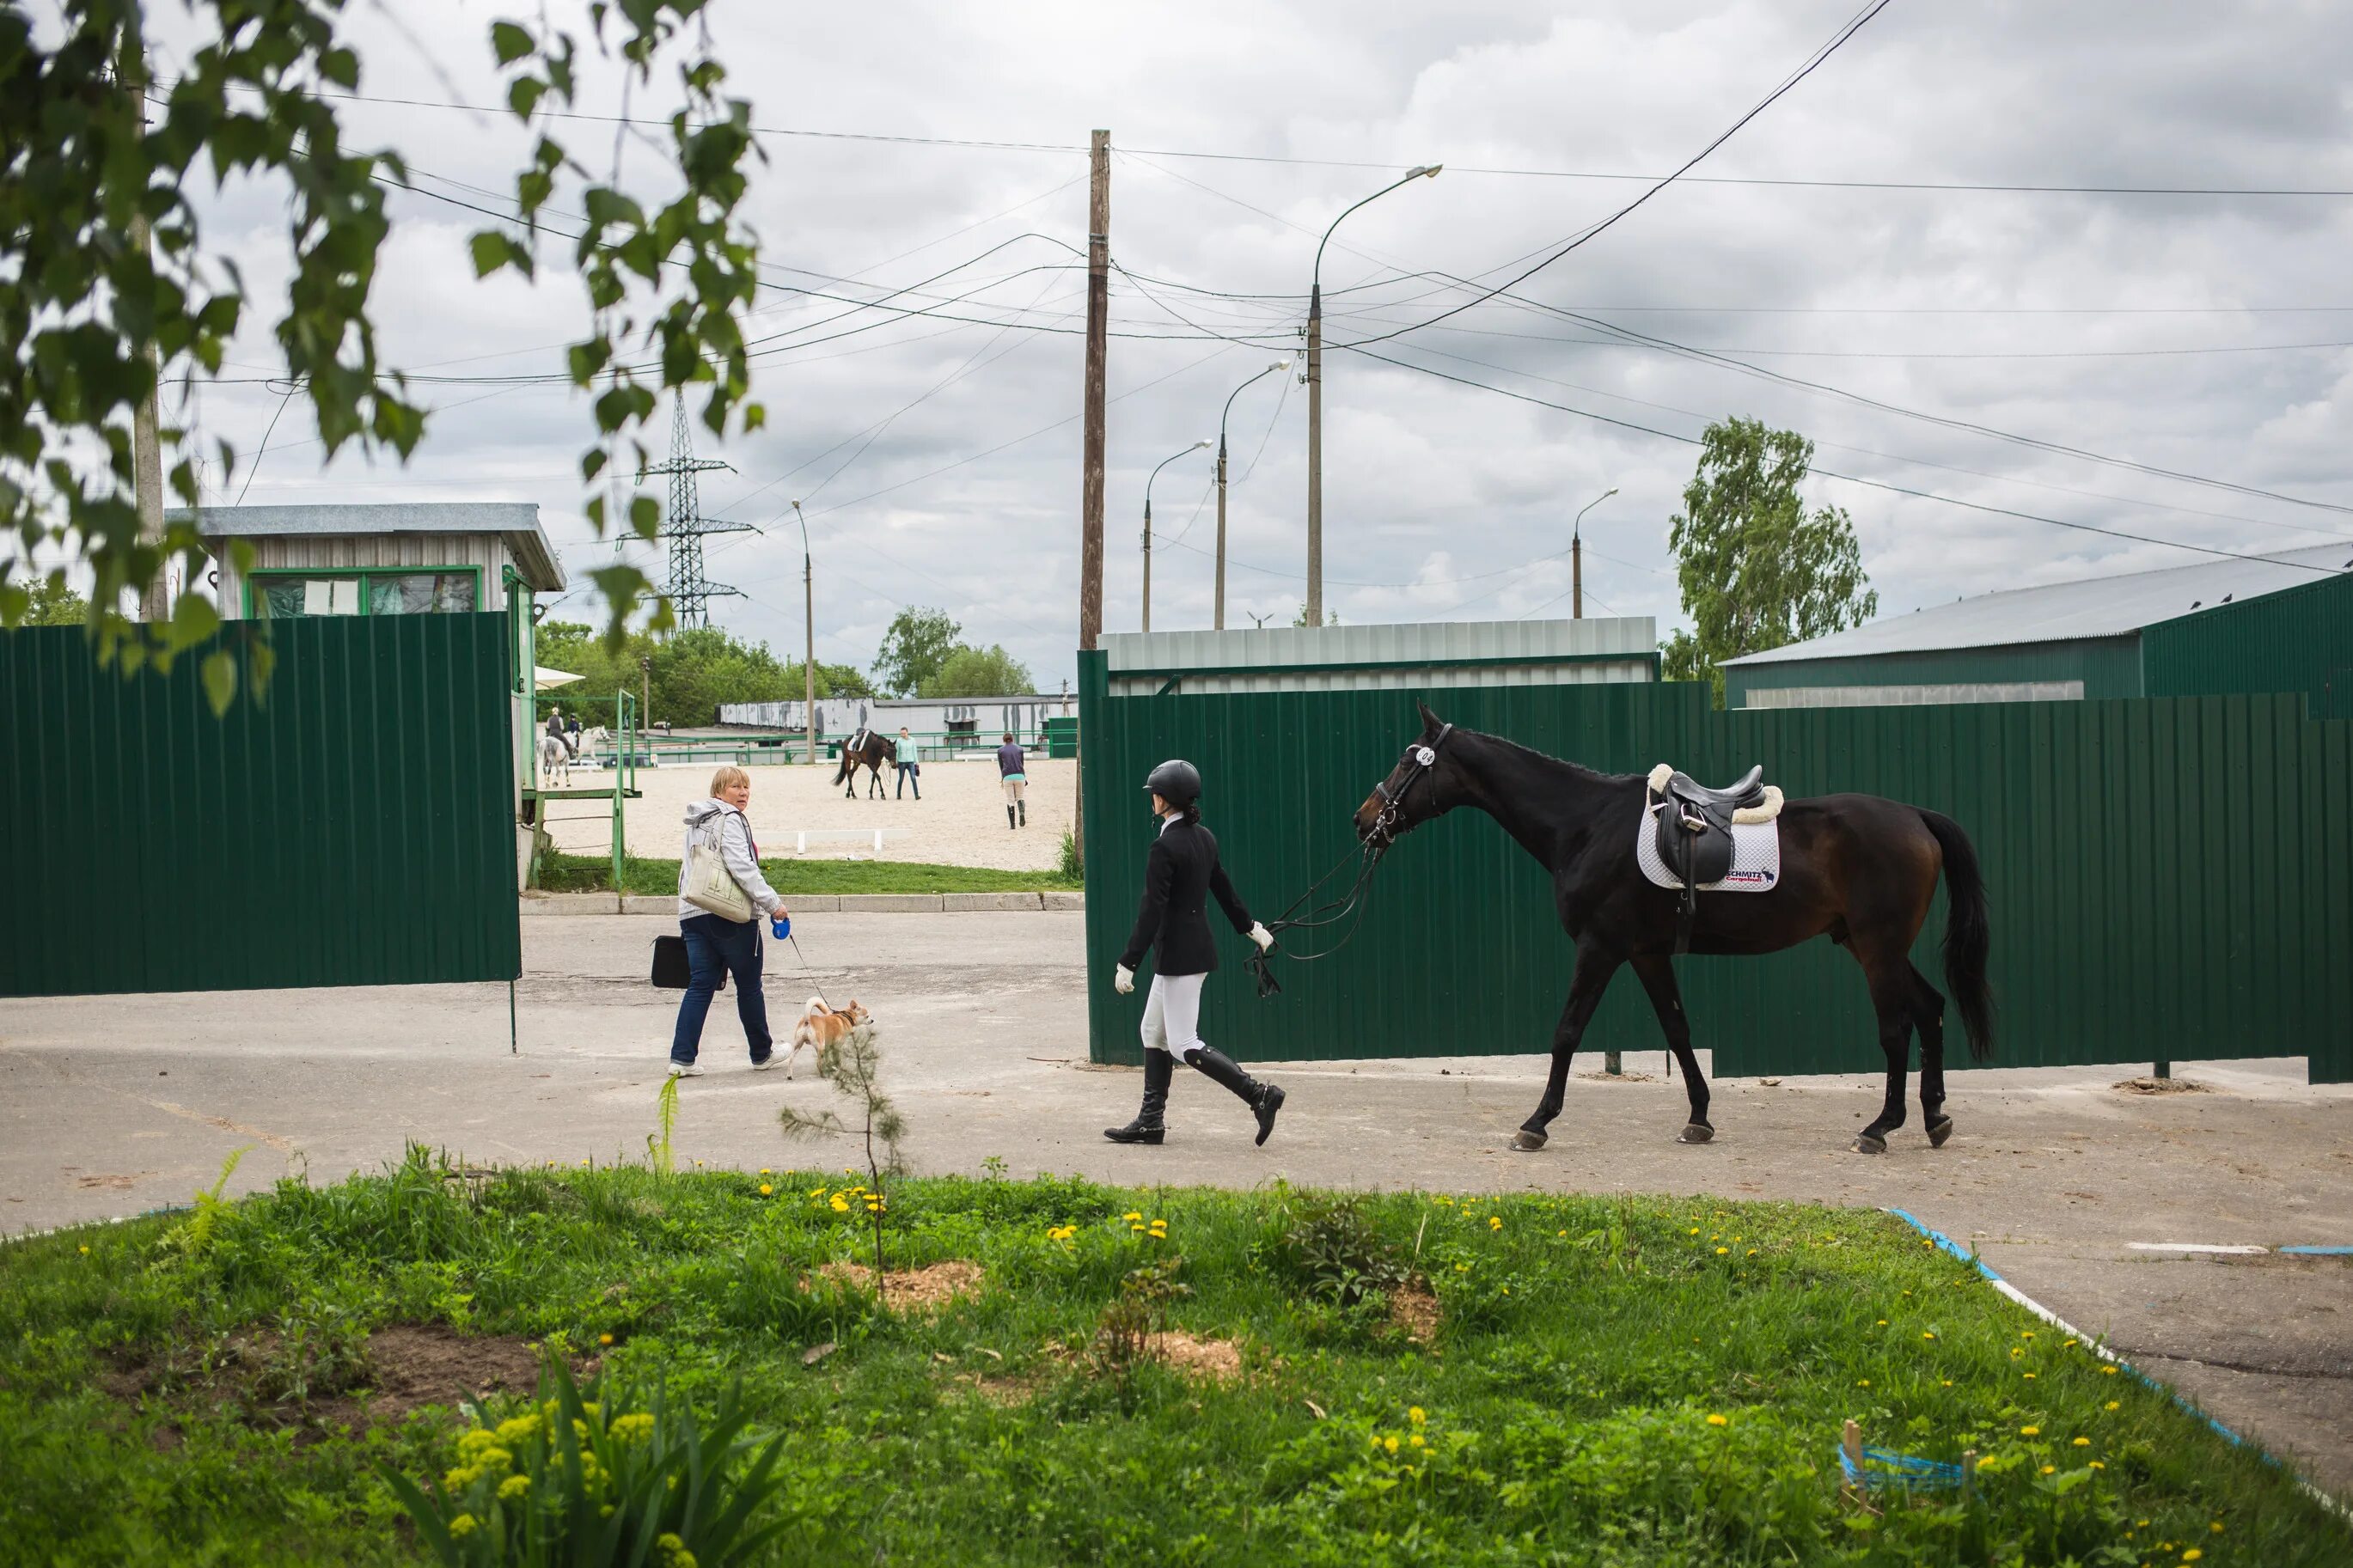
xmin=750 ymin=1055 xmax=779 ymax=1071
xmin=669 ymin=1061 xmax=704 ymax=1077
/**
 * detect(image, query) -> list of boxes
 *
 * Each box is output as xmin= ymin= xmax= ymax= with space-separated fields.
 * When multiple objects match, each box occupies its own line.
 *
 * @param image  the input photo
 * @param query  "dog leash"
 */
xmin=781 ymin=929 xmax=833 ymax=1012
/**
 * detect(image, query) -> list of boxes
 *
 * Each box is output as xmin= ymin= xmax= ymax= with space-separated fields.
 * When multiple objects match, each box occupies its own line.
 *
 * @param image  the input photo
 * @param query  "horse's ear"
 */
xmin=1416 ymin=700 xmax=1442 ymax=734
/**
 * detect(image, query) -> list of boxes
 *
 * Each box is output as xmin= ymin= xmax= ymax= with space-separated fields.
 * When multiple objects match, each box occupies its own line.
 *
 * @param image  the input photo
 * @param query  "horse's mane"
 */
xmin=1456 ymin=725 xmax=1630 ymax=789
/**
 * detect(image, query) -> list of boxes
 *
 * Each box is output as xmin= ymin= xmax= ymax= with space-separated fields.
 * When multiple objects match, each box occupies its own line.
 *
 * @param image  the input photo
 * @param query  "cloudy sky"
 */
xmin=144 ymin=0 xmax=2353 ymax=689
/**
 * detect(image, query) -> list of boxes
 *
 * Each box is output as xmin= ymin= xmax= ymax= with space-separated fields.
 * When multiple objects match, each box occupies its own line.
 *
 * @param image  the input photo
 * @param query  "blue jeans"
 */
xmin=896 ymin=761 xmax=920 ymax=798
xmin=671 ymin=914 xmax=772 ymax=1065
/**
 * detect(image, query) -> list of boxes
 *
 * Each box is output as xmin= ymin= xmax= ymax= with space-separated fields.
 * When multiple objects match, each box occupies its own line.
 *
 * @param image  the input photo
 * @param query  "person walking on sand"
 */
xmin=997 ymin=732 xmax=1028 ymax=829
xmin=1103 ymin=759 xmax=1285 ymax=1147
xmin=671 ymin=766 xmax=788 ymax=1077
xmin=895 ymin=725 xmax=921 ymax=800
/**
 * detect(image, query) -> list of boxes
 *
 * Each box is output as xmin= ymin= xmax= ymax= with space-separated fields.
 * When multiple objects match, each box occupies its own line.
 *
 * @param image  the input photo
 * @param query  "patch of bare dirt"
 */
xmin=950 ymin=1371 xmax=1040 ymax=1406
xmin=815 ymin=1260 xmax=984 ymax=1314
xmin=103 ymin=1323 xmax=569 ymax=1439
xmin=1150 ymin=1331 xmax=1243 ymax=1382
xmin=1389 ymin=1278 xmax=1441 ymax=1346
xmin=2114 ymin=1077 xmax=2211 ymax=1095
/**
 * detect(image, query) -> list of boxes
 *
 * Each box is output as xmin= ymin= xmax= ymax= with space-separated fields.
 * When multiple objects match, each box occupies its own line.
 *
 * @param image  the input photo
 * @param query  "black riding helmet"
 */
xmin=1144 ymin=758 xmax=1202 ymax=809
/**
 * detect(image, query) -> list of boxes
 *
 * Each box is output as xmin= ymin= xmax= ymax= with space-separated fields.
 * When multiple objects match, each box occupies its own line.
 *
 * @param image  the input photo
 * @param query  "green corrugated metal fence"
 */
xmin=1080 ymin=653 xmax=2353 ymax=1083
xmin=2 ymin=615 xmax=520 ymax=997
xmin=2142 ymin=570 xmax=2353 ymax=715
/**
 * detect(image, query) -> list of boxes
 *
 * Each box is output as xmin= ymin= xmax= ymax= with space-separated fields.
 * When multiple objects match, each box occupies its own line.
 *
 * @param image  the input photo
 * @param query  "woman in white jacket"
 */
xmin=670 ymin=766 xmax=788 ymax=1075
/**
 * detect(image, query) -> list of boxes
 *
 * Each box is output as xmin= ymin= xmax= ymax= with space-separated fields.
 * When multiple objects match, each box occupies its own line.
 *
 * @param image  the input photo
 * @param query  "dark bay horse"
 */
xmin=1353 ymin=704 xmax=1994 ymax=1154
xmin=831 ymin=729 xmax=898 ymax=799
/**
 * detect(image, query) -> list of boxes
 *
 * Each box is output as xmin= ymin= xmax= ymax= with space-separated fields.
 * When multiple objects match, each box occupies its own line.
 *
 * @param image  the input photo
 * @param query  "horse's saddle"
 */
xmin=1646 ymin=763 xmax=1781 ymax=951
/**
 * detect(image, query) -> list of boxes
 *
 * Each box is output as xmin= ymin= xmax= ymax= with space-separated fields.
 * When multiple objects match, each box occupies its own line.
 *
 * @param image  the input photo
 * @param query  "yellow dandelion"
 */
xmin=2020 ymin=1425 xmax=2040 ymax=1437
xmin=1488 ymin=1217 xmax=1502 ymax=1231
xmin=2011 ymin=1347 xmax=2024 ymax=1358
xmin=759 ymin=1184 xmax=773 ymax=1196
xmin=2023 ymin=1372 xmax=2037 ymax=1380
xmin=1876 ymin=1319 xmax=1888 ymax=1326
xmin=2106 ymin=1400 xmax=2120 ymax=1410
xmin=1409 ymin=1406 xmax=1426 ymax=1425
xmin=1716 ymin=1248 xmax=1729 ymax=1256
xmin=1747 ymin=1248 xmax=1758 ymax=1257
xmin=1384 ymin=1436 xmax=1399 ymax=1454
xmin=1922 ymin=1332 xmax=1936 ymax=1340
xmin=599 ymin=1333 xmax=614 ymax=1346
xmin=2101 ymin=1364 xmax=2120 ymax=1376
xmin=2072 ymin=1437 xmax=2090 ymax=1448
xmin=1409 ymin=1433 xmax=1426 ymax=1449
xmin=1454 ymin=1261 xmax=1470 ymax=1272
xmin=2021 ymin=1331 xmax=2035 ymax=1339
xmin=2210 ymin=1522 xmax=2224 ymax=1534
xmin=1131 ymin=1224 xmax=1146 ymax=1234
xmin=2039 ymin=1464 xmax=2056 ymax=1475
xmin=77 ymin=1246 xmax=89 ymax=1255
xmin=1558 ymin=1229 xmax=1567 ymax=1236
xmin=1123 ymin=1211 xmax=1142 ymax=1222
xmin=1706 ymin=1413 xmax=1728 ymax=1427
xmin=1689 ymin=1227 xmax=1700 ymax=1235
xmin=2090 ymin=1461 xmax=2105 ymax=1470
xmin=2063 ymin=1339 xmax=2077 ymax=1349
xmin=830 ymin=1196 xmax=849 ymax=1212
xmin=2183 ymin=1552 xmax=2202 ymax=1563
xmin=1857 ymin=1379 xmax=1871 ymax=1388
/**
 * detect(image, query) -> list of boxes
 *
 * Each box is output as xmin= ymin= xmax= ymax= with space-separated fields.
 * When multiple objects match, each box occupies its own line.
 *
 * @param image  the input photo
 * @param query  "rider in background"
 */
xmin=1103 ymin=759 xmax=1285 ymax=1147
xmin=997 ymin=732 xmax=1028 ymax=830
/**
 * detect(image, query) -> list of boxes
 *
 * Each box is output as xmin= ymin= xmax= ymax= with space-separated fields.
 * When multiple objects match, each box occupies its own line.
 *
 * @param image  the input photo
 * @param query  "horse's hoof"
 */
xmin=1853 ymin=1133 xmax=1887 ymax=1155
xmin=1510 ymin=1130 xmax=1549 ymax=1152
xmin=1678 ymin=1122 xmax=1714 ymax=1144
xmin=1928 ymin=1116 xmax=1953 ymax=1149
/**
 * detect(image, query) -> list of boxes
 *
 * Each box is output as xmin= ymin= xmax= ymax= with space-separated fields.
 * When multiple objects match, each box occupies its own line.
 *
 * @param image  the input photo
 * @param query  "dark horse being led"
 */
xmin=1353 ymin=704 xmax=1994 ymax=1154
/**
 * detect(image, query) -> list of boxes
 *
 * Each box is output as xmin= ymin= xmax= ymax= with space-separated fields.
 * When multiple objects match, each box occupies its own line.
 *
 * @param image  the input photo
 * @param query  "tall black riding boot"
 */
xmin=1103 ymin=1049 xmax=1173 ymax=1144
xmin=1018 ymin=800 xmax=1027 ymax=827
xmin=1006 ymin=805 xmax=1018 ymax=830
xmin=1183 ymin=1046 xmax=1286 ymax=1146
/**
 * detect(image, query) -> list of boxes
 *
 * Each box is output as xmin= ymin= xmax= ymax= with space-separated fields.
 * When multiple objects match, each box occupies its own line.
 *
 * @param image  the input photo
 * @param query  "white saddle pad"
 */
xmin=1636 ymin=803 xmax=1782 ymax=893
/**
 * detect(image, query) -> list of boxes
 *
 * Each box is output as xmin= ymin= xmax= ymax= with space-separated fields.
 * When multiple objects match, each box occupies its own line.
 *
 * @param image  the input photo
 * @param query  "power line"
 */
xmin=1343 ymin=344 xmax=2352 ymax=575
xmin=1335 ymin=0 xmax=1902 ymax=352
xmin=287 ymin=82 xmax=2353 ymax=197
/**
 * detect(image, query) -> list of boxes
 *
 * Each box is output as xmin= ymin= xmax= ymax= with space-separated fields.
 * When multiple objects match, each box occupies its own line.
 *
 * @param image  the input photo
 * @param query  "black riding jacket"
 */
xmin=1120 ymin=816 xmax=1255 ymax=977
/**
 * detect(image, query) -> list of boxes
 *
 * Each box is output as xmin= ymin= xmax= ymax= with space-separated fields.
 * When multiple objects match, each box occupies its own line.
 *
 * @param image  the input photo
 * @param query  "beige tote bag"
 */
xmin=682 ymin=816 xmax=755 ymax=922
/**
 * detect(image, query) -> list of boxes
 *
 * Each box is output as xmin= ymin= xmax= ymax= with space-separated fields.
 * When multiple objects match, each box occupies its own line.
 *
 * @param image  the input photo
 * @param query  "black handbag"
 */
xmin=651 ymin=936 xmax=723 ymax=991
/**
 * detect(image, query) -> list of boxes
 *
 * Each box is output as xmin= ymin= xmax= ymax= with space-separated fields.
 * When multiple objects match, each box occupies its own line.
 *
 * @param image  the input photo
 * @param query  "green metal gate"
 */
xmin=1079 ymin=653 xmax=2353 ymax=1083
xmin=2 ymin=614 xmax=521 ymax=997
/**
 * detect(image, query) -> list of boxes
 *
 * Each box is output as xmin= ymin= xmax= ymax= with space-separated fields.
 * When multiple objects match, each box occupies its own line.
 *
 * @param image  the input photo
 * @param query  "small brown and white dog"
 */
xmin=784 ymin=998 xmax=869 ymax=1077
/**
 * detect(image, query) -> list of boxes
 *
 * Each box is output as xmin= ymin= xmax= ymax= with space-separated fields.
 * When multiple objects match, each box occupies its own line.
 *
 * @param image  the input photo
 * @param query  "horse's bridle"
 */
xmin=1366 ymin=723 xmax=1452 ymax=845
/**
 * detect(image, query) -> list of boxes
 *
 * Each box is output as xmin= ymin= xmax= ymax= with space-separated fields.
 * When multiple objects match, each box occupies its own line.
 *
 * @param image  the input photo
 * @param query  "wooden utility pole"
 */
xmin=121 ymin=30 xmax=167 ymax=621
xmin=1075 ymin=129 xmax=1109 ymax=865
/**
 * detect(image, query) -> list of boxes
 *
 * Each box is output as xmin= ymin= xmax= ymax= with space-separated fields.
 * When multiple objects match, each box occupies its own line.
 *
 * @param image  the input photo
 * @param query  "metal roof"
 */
xmin=1102 ymin=617 xmax=1657 ymax=696
xmin=172 ymin=503 xmax=565 ymax=592
xmin=1724 ymin=543 xmax=2351 ymax=667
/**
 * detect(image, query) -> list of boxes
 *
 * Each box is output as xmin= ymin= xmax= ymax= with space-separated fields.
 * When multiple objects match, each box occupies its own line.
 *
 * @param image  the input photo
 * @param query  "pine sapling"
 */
xmin=776 ymin=1022 xmax=904 ymax=1287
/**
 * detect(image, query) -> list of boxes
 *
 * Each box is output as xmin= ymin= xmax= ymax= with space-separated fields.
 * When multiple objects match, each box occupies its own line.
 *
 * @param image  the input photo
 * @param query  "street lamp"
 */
xmin=791 ymin=500 xmax=816 ymax=765
xmin=1142 ymin=439 xmax=1212 ymax=633
xmin=1305 ymin=162 xmax=1440 ymax=625
xmin=1215 ymin=359 xmax=1291 ymax=631
xmin=1571 ymin=487 xmax=1617 ymax=619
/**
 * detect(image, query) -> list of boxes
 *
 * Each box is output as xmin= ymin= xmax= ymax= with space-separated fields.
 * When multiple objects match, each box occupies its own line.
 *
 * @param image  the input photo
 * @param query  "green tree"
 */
xmin=19 ymin=578 xmax=91 ymax=626
xmin=872 ymin=607 xmax=961 ymax=698
xmin=1661 ymin=417 xmax=1878 ymax=706
xmin=1291 ymin=602 xmax=1339 ymax=626
xmin=920 ymin=644 xmax=1033 ymax=698
xmin=535 ymin=620 xmax=867 ymax=725
xmin=0 ymin=1 xmax=767 ymax=711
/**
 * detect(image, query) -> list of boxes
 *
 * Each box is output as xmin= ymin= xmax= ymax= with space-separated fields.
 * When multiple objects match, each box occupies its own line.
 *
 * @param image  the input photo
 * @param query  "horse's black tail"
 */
xmin=830 ymin=752 xmax=851 ymax=785
xmin=1920 ymin=809 xmax=1995 ymax=1062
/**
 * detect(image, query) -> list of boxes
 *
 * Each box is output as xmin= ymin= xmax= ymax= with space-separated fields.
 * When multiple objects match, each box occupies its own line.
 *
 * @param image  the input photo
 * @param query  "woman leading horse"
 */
xmin=1354 ymin=704 xmax=1994 ymax=1155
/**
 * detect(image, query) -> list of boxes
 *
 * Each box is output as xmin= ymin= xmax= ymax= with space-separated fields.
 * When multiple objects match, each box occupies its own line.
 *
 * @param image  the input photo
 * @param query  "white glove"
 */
xmin=1114 ymin=964 xmax=1135 ymax=995
xmin=1247 ymin=922 xmax=1275 ymax=954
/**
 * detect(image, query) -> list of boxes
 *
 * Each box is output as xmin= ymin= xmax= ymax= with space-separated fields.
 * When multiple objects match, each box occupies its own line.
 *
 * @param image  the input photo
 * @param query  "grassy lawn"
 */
xmin=4 ymin=1150 xmax=2340 ymax=1565
xmin=535 ymin=851 xmax=1082 ymax=896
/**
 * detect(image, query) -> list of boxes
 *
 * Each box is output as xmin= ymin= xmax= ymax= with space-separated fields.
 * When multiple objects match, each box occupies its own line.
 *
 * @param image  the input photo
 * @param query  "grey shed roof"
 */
xmin=1724 ymin=542 xmax=2351 ymax=668
xmin=172 ymin=502 xmax=565 ymax=592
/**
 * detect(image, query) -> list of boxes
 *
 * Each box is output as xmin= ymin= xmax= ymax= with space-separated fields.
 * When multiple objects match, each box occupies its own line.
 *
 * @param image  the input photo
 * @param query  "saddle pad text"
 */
xmin=1636 ymin=806 xmax=1782 ymax=893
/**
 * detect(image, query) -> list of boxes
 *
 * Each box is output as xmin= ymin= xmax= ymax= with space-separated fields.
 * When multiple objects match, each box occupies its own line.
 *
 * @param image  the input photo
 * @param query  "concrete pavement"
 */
xmin=3 ymin=910 xmax=2347 ymax=1498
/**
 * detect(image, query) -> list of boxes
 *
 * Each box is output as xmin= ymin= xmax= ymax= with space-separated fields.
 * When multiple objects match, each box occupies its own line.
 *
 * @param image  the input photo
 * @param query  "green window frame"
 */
xmin=246 ymin=565 xmax=487 ymax=621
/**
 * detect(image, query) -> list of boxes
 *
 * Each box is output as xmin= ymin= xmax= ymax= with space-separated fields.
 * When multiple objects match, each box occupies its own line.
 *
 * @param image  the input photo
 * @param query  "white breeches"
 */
xmin=1140 ymin=972 xmax=1206 ymax=1060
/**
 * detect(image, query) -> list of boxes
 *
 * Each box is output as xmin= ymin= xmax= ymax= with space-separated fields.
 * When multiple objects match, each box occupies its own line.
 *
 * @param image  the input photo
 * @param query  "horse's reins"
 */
xmin=1244 ymin=724 xmax=1451 ymax=998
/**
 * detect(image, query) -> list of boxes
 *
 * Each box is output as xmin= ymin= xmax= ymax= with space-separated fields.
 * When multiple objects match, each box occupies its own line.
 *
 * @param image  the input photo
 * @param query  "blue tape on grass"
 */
xmin=1882 ymin=1206 xmax=2266 ymax=1457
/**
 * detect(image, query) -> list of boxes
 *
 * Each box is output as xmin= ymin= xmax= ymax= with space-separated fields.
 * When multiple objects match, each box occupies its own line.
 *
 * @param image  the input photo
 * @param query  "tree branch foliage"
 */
xmin=1661 ymin=417 xmax=1878 ymax=706
xmin=1 ymin=0 xmax=767 ymax=709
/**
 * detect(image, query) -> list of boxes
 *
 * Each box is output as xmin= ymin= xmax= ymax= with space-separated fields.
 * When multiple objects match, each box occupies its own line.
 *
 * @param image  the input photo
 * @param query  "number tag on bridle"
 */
xmin=1415 ymin=746 xmax=1437 ymax=767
